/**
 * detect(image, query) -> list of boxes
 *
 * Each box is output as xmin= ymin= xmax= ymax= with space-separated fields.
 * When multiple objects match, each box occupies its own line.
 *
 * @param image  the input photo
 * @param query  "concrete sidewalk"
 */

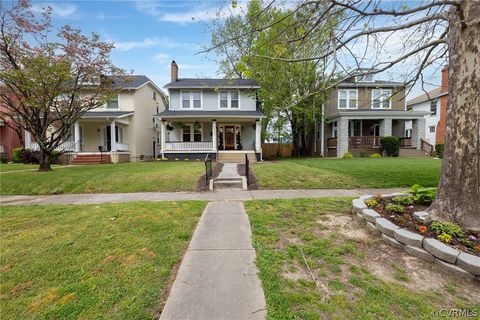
xmin=0 ymin=188 xmax=405 ymax=206
xmin=159 ymin=202 xmax=266 ymax=320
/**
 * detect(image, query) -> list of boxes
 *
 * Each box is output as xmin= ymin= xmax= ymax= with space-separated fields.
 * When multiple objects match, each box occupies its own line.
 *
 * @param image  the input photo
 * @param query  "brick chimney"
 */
xmin=171 ymin=60 xmax=178 ymax=81
xmin=440 ymin=65 xmax=448 ymax=93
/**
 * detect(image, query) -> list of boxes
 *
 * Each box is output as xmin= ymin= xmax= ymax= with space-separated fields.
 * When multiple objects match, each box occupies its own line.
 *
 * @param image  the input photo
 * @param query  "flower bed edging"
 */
xmin=352 ymin=196 xmax=480 ymax=280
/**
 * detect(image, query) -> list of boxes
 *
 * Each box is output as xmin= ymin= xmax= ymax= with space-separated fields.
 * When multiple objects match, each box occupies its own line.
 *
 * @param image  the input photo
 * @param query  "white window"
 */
xmin=338 ymin=90 xmax=357 ymax=109
xmin=220 ymin=92 xmax=228 ymax=108
xmin=356 ymin=74 xmax=374 ymax=82
xmin=182 ymin=92 xmax=190 ymax=109
xmin=231 ymin=92 xmax=239 ymax=109
xmin=182 ymin=125 xmax=191 ymax=142
xmin=316 ymin=122 xmax=322 ymax=140
xmin=153 ymin=91 xmax=156 ymax=100
xmin=218 ymin=91 xmax=240 ymax=109
xmin=372 ymin=89 xmax=392 ymax=109
xmin=193 ymin=125 xmax=202 ymax=142
xmin=181 ymin=91 xmax=202 ymax=109
xmin=116 ymin=126 xmax=124 ymax=143
xmin=332 ymin=121 xmax=338 ymax=138
xmin=430 ymin=100 xmax=437 ymax=115
xmin=106 ymin=95 xmax=119 ymax=109
xmin=429 ymin=126 xmax=436 ymax=133
xmin=349 ymin=120 xmax=362 ymax=137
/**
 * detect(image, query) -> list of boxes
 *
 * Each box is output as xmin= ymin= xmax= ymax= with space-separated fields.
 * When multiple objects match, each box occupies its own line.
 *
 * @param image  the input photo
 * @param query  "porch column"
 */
xmin=160 ymin=120 xmax=166 ymax=158
xmin=379 ymin=118 xmax=392 ymax=137
xmin=74 ymin=122 xmax=80 ymax=152
xmin=255 ymin=120 xmax=261 ymax=152
xmin=110 ymin=120 xmax=116 ymax=152
xmin=212 ymin=119 xmax=217 ymax=151
xmin=337 ymin=117 xmax=349 ymax=158
xmin=25 ymin=130 xmax=31 ymax=149
xmin=412 ymin=118 xmax=426 ymax=150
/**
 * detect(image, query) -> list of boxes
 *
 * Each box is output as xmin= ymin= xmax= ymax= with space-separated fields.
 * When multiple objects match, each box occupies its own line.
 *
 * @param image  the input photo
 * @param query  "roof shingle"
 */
xmin=164 ymin=78 xmax=260 ymax=89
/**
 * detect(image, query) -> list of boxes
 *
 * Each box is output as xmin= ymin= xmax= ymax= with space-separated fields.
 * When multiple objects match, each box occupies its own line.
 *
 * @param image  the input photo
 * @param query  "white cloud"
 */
xmin=135 ymin=0 xmax=248 ymax=24
xmin=31 ymin=3 xmax=77 ymax=19
xmin=114 ymin=37 xmax=184 ymax=51
xmin=153 ymin=53 xmax=170 ymax=63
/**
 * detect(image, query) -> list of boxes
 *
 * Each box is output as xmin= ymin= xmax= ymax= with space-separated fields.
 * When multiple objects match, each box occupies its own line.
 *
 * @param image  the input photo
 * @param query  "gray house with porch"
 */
xmin=155 ymin=61 xmax=263 ymax=162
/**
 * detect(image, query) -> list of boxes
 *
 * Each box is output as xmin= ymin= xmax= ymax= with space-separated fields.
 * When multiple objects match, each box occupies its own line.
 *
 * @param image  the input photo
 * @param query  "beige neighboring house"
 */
xmin=27 ymin=76 xmax=167 ymax=164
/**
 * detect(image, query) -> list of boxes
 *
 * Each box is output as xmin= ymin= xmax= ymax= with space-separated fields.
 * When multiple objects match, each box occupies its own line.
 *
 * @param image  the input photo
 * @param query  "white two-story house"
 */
xmin=27 ymin=76 xmax=167 ymax=163
xmin=155 ymin=61 xmax=263 ymax=162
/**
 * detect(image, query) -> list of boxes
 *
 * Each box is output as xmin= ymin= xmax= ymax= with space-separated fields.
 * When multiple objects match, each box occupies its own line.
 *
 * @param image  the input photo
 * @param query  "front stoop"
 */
xmin=210 ymin=177 xmax=247 ymax=190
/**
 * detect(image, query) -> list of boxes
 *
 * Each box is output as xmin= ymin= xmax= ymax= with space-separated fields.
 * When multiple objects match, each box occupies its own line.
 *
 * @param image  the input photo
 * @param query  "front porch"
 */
xmin=27 ymin=112 xmax=133 ymax=163
xmin=157 ymin=118 xmax=262 ymax=161
xmin=324 ymin=111 xmax=429 ymax=157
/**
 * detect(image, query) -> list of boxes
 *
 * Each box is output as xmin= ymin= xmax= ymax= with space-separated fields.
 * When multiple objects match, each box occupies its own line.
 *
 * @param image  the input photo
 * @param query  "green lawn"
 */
xmin=0 ymin=162 xmax=204 ymax=195
xmin=0 ymin=163 xmax=42 ymax=172
xmin=0 ymin=201 xmax=206 ymax=319
xmin=253 ymin=158 xmax=441 ymax=189
xmin=245 ymin=198 xmax=480 ymax=320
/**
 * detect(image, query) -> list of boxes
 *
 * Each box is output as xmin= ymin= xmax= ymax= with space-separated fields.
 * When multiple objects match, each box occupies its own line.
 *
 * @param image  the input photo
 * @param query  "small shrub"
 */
xmin=380 ymin=136 xmax=400 ymax=157
xmin=385 ymin=203 xmax=405 ymax=213
xmin=435 ymin=144 xmax=444 ymax=158
xmin=12 ymin=147 xmax=23 ymax=163
xmin=365 ymin=199 xmax=378 ymax=208
xmin=359 ymin=149 xmax=367 ymax=158
xmin=431 ymin=221 xmax=464 ymax=238
xmin=369 ymin=153 xmax=381 ymax=158
xmin=438 ymin=232 xmax=453 ymax=244
xmin=409 ymin=184 xmax=436 ymax=204
xmin=342 ymin=152 xmax=353 ymax=159
xmin=21 ymin=149 xmax=39 ymax=164
xmin=392 ymin=196 xmax=414 ymax=206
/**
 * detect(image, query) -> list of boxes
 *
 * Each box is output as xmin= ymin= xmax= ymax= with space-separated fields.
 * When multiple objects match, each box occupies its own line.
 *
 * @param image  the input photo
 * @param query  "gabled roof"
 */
xmin=111 ymin=75 xmax=152 ymax=89
xmin=407 ymin=88 xmax=447 ymax=106
xmin=164 ymin=78 xmax=260 ymax=89
xmin=337 ymin=80 xmax=404 ymax=88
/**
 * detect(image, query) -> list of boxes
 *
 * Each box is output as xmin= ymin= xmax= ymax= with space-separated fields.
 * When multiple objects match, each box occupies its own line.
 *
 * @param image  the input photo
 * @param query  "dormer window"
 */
xmin=356 ymin=74 xmax=374 ymax=82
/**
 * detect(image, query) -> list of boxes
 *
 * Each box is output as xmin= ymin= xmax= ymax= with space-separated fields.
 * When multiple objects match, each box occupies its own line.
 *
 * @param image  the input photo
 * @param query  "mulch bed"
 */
xmin=237 ymin=163 xmax=259 ymax=190
xmin=372 ymin=197 xmax=480 ymax=256
xmin=197 ymin=163 xmax=224 ymax=191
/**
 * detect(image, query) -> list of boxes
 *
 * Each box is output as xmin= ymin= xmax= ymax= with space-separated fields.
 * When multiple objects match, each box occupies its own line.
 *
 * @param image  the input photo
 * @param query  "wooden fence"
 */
xmin=261 ymin=143 xmax=292 ymax=160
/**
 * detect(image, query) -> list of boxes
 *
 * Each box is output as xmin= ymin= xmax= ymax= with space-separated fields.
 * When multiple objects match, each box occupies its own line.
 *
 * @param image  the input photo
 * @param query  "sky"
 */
xmin=22 ymin=0 xmax=442 ymax=98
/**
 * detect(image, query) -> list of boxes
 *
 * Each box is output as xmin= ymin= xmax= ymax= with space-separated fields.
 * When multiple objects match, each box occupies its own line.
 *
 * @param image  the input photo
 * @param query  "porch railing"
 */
xmin=115 ymin=143 xmax=129 ymax=152
xmin=30 ymin=141 xmax=76 ymax=152
xmin=327 ymin=136 xmax=381 ymax=149
xmin=420 ymin=139 xmax=435 ymax=156
xmin=165 ymin=141 xmax=213 ymax=151
xmin=399 ymin=137 xmax=412 ymax=147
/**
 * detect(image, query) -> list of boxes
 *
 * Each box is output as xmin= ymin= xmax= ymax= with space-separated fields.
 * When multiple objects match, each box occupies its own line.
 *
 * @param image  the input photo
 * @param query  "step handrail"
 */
xmin=420 ymin=139 xmax=435 ymax=156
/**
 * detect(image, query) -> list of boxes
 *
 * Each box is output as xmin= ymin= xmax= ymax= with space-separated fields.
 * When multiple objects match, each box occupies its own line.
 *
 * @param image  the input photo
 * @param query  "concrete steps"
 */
xmin=217 ymin=152 xmax=256 ymax=163
xmin=213 ymin=177 xmax=245 ymax=190
xmin=71 ymin=154 xmax=112 ymax=164
xmin=399 ymin=148 xmax=429 ymax=157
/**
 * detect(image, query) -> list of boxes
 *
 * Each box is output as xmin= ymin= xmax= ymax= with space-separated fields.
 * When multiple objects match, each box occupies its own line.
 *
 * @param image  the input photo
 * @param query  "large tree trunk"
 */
xmin=428 ymin=0 xmax=480 ymax=230
xmin=38 ymin=150 xmax=52 ymax=172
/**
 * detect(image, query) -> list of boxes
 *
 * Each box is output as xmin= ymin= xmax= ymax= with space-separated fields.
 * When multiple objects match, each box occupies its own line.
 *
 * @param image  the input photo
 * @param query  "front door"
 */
xmin=105 ymin=126 xmax=112 ymax=151
xmin=224 ymin=126 xmax=235 ymax=150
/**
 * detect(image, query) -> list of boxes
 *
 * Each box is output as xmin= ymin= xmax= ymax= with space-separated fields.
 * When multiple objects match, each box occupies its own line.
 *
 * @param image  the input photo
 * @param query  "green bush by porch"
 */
xmin=253 ymin=157 xmax=441 ymax=189
xmin=0 ymin=201 xmax=206 ymax=319
xmin=0 ymin=162 xmax=204 ymax=195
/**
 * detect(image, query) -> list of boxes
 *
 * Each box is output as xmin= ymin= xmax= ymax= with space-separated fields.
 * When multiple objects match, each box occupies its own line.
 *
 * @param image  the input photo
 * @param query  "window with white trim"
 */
xmin=182 ymin=125 xmax=191 ymax=142
xmin=193 ymin=126 xmax=202 ymax=142
xmin=372 ymin=89 xmax=392 ymax=109
xmin=220 ymin=92 xmax=228 ymax=108
xmin=332 ymin=121 xmax=338 ymax=138
xmin=429 ymin=126 xmax=436 ymax=133
xmin=181 ymin=91 xmax=202 ymax=109
xmin=218 ymin=91 xmax=240 ymax=109
xmin=231 ymin=92 xmax=239 ymax=109
xmin=349 ymin=120 xmax=362 ymax=137
xmin=430 ymin=100 xmax=437 ymax=115
xmin=106 ymin=95 xmax=119 ymax=109
xmin=338 ymin=90 xmax=357 ymax=109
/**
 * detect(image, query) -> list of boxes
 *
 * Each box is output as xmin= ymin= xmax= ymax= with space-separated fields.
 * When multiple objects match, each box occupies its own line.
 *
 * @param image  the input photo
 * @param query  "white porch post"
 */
xmin=212 ymin=120 xmax=217 ymax=151
xmin=25 ymin=130 xmax=31 ymax=149
xmin=160 ymin=120 xmax=166 ymax=158
xmin=255 ymin=120 xmax=261 ymax=152
xmin=110 ymin=120 xmax=116 ymax=152
xmin=412 ymin=118 xmax=426 ymax=150
xmin=74 ymin=122 xmax=81 ymax=152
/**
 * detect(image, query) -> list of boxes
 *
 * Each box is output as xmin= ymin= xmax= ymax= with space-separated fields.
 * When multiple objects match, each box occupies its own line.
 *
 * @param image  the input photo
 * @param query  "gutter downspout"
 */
xmin=320 ymin=104 xmax=325 ymax=157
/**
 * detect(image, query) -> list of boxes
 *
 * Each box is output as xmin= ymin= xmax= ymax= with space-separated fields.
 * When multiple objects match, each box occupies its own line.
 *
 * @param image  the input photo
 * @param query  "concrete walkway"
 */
xmin=217 ymin=163 xmax=240 ymax=179
xmin=160 ymin=201 xmax=266 ymax=320
xmin=0 ymin=188 xmax=406 ymax=206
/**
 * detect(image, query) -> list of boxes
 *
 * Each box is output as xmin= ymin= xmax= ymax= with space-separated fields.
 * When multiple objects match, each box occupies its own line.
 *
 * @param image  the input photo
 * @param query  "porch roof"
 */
xmin=326 ymin=110 xmax=429 ymax=121
xmin=155 ymin=109 xmax=263 ymax=119
xmin=81 ymin=111 xmax=134 ymax=119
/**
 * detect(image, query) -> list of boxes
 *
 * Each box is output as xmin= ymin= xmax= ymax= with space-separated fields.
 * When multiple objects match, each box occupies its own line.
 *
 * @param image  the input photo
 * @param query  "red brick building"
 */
xmin=0 ymin=88 xmax=24 ymax=160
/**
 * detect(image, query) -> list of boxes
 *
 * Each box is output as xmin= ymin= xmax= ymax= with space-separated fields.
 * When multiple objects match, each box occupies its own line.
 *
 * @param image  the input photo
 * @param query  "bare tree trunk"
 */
xmin=38 ymin=150 xmax=52 ymax=172
xmin=429 ymin=0 xmax=480 ymax=230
